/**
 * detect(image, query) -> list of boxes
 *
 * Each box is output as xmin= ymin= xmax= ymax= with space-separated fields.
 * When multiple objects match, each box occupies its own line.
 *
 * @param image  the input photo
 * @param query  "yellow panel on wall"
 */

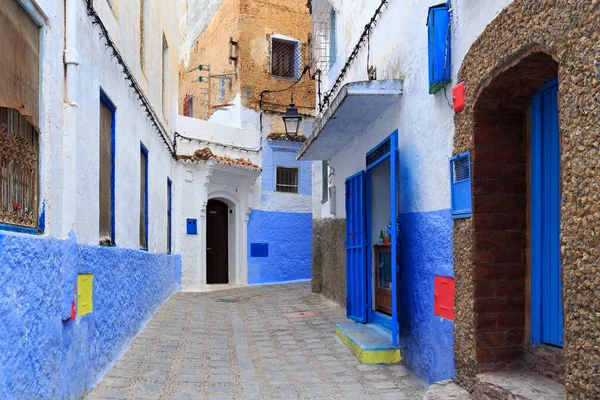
xmin=77 ymin=274 xmax=94 ymax=316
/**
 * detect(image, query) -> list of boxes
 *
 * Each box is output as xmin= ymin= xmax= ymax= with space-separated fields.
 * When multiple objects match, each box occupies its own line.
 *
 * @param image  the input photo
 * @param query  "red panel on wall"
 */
xmin=434 ymin=276 xmax=455 ymax=320
xmin=452 ymin=81 xmax=465 ymax=112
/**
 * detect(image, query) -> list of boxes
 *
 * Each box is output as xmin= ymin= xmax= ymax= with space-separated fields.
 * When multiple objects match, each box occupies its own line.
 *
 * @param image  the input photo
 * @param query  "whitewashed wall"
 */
xmin=32 ymin=0 xmax=179 ymax=253
xmin=312 ymin=0 xmax=513 ymax=219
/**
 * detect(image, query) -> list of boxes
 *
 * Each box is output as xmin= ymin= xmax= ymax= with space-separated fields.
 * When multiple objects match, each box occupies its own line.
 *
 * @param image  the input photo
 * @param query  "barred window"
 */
xmin=276 ymin=167 xmax=299 ymax=194
xmin=0 ymin=108 xmax=39 ymax=229
xmin=271 ymin=38 xmax=298 ymax=79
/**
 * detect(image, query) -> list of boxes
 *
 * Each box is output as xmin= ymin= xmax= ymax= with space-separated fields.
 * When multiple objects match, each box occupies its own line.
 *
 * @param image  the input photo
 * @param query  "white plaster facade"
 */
xmin=23 ymin=0 xmax=179 ymax=252
xmin=307 ymin=0 xmax=513 ymax=219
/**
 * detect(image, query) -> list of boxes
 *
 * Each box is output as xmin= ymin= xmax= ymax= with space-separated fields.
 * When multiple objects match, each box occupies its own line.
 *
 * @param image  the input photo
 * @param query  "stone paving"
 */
xmin=85 ymin=282 xmax=428 ymax=400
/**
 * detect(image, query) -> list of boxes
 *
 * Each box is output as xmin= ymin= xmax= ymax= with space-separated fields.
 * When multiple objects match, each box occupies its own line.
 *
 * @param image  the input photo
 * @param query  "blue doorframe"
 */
xmin=530 ymin=78 xmax=563 ymax=347
xmin=365 ymin=131 xmax=399 ymax=346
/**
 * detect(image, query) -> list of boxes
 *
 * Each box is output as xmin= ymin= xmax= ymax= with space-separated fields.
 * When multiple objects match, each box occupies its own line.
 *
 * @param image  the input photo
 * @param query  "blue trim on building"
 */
xmin=0 ymin=224 xmax=38 ymax=235
xmin=0 ymin=230 xmax=181 ymax=399
xmin=247 ymin=210 xmax=312 ymax=284
xmin=140 ymin=143 xmax=149 ymax=251
xmin=167 ymin=178 xmax=172 ymax=254
xmin=100 ymin=90 xmax=117 ymax=246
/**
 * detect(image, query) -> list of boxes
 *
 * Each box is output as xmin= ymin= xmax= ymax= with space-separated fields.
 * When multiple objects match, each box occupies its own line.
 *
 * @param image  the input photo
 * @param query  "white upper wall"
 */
xmin=312 ymin=0 xmax=513 ymax=218
xmin=178 ymin=0 xmax=225 ymax=64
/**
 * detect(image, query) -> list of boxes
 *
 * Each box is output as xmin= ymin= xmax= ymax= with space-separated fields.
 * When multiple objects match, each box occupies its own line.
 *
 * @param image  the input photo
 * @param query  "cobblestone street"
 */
xmin=86 ymin=282 xmax=427 ymax=400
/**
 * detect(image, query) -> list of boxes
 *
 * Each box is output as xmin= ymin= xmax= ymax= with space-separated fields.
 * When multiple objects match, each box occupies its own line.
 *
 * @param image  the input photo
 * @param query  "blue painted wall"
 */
xmin=247 ymin=210 xmax=312 ymax=284
xmin=397 ymin=208 xmax=455 ymax=384
xmin=262 ymin=140 xmax=312 ymax=196
xmin=0 ymin=231 xmax=181 ymax=399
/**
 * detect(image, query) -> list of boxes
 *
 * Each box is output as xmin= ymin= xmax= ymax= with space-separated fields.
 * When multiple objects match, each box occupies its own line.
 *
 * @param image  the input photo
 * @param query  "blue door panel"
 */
xmin=345 ymin=171 xmax=367 ymax=322
xmin=531 ymin=79 xmax=562 ymax=347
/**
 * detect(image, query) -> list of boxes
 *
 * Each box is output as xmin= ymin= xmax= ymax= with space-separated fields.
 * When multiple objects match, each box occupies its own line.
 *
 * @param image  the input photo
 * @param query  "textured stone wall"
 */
xmin=311 ymin=218 xmax=346 ymax=307
xmin=453 ymin=1 xmax=600 ymax=397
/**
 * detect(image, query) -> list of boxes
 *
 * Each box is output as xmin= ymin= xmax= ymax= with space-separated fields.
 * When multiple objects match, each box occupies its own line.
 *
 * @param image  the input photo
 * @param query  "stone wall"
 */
xmin=312 ymin=218 xmax=346 ymax=307
xmin=452 ymin=1 xmax=600 ymax=397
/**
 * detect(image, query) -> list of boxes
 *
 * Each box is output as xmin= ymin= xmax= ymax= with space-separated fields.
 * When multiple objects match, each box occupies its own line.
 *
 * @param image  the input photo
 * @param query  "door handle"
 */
xmin=207 ymin=248 xmax=212 ymax=250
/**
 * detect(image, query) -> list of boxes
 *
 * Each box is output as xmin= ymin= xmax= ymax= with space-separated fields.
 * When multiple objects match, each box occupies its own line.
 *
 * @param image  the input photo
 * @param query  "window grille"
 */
xmin=271 ymin=38 xmax=299 ymax=79
xmin=0 ymin=107 xmax=39 ymax=229
xmin=311 ymin=4 xmax=337 ymax=73
xmin=276 ymin=167 xmax=299 ymax=193
xmin=452 ymin=155 xmax=469 ymax=182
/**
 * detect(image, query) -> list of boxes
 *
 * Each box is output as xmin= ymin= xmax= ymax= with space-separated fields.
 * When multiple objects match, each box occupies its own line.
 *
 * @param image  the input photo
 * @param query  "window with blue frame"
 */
xmin=99 ymin=92 xmax=116 ymax=246
xmin=328 ymin=8 xmax=337 ymax=69
xmin=450 ymin=152 xmax=472 ymax=219
xmin=427 ymin=2 xmax=451 ymax=94
xmin=271 ymin=38 xmax=299 ymax=79
xmin=140 ymin=143 xmax=149 ymax=250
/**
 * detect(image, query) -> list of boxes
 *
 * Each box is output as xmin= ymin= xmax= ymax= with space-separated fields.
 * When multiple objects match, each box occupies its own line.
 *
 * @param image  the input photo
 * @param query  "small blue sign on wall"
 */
xmin=251 ymin=243 xmax=269 ymax=257
xmin=186 ymin=219 xmax=198 ymax=235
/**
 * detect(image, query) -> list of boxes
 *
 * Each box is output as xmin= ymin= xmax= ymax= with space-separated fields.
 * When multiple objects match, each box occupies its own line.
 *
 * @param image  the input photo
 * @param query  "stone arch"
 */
xmin=452 ymin=2 xmax=600 ymax=397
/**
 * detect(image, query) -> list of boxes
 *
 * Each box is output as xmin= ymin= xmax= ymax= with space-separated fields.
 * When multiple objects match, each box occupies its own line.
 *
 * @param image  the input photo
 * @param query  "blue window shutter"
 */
xmin=427 ymin=3 xmax=451 ymax=94
xmin=450 ymin=152 xmax=472 ymax=219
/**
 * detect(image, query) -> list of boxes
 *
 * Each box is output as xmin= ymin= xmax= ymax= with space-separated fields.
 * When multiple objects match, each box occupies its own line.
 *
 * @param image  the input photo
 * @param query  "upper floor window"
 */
xmin=162 ymin=34 xmax=169 ymax=120
xmin=183 ymin=95 xmax=193 ymax=117
xmin=322 ymin=160 xmax=329 ymax=202
xmin=328 ymin=8 xmax=337 ymax=68
xmin=271 ymin=38 xmax=299 ymax=79
xmin=276 ymin=166 xmax=299 ymax=193
xmin=140 ymin=0 xmax=147 ymax=71
xmin=0 ymin=0 xmax=42 ymax=232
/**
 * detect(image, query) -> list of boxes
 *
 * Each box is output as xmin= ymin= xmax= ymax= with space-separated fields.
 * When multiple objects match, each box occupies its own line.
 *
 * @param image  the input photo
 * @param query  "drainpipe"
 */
xmin=62 ymin=0 xmax=79 ymax=237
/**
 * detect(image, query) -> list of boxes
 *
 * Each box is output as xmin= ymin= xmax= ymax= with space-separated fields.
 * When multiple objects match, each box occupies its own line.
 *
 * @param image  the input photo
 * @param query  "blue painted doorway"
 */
xmin=530 ymin=78 xmax=563 ymax=347
xmin=345 ymin=171 xmax=367 ymax=322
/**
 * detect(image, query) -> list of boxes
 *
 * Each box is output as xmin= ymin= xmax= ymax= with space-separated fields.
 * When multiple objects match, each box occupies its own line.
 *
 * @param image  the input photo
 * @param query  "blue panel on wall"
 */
xmin=186 ymin=219 xmax=197 ymax=234
xmin=427 ymin=3 xmax=451 ymax=94
xmin=247 ymin=210 xmax=312 ymax=284
xmin=251 ymin=243 xmax=269 ymax=257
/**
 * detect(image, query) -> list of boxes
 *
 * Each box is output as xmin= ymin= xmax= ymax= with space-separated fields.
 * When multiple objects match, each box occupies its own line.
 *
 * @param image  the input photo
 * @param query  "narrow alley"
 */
xmin=85 ymin=283 xmax=426 ymax=400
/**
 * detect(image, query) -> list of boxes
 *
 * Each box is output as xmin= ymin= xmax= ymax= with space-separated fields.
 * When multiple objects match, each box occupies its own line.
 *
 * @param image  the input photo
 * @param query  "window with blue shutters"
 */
xmin=427 ymin=3 xmax=451 ymax=94
xmin=450 ymin=152 xmax=472 ymax=219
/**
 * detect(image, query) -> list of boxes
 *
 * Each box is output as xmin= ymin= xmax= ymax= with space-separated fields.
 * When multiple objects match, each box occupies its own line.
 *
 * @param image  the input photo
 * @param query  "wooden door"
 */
xmin=207 ymin=200 xmax=229 ymax=284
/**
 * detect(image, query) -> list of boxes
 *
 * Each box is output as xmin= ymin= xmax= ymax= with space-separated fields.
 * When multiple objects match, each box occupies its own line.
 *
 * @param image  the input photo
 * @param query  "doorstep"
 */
xmin=474 ymin=369 xmax=566 ymax=399
xmin=335 ymin=323 xmax=402 ymax=364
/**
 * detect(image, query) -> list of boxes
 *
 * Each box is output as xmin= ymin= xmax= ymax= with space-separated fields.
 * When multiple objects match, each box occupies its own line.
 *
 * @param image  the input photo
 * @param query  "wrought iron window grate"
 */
xmin=271 ymin=38 xmax=300 ymax=79
xmin=276 ymin=166 xmax=299 ymax=193
xmin=0 ymin=107 xmax=39 ymax=229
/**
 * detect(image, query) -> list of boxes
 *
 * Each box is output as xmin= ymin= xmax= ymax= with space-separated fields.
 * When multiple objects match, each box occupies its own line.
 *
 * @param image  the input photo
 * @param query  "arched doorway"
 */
xmin=206 ymin=199 xmax=229 ymax=284
xmin=471 ymin=51 xmax=561 ymax=373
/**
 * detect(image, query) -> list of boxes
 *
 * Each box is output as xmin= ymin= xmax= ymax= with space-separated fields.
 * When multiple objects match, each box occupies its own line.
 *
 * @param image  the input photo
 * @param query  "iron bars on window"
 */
xmin=0 ymin=107 xmax=39 ymax=229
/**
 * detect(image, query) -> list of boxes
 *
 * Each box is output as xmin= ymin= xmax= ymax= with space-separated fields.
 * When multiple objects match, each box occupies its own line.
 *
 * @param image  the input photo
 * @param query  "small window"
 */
xmin=427 ymin=3 xmax=451 ymax=94
xmin=140 ymin=0 xmax=147 ymax=70
xmin=450 ymin=152 xmax=472 ymax=219
xmin=140 ymin=144 xmax=148 ymax=250
xmin=328 ymin=8 xmax=337 ymax=68
xmin=276 ymin=166 xmax=299 ymax=193
xmin=271 ymin=38 xmax=298 ymax=78
xmin=183 ymin=95 xmax=193 ymax=117
xmin=322 ymin=160 xmax=329 ymax=202
xmin=162 ymin=34 xmax=169 ymax=120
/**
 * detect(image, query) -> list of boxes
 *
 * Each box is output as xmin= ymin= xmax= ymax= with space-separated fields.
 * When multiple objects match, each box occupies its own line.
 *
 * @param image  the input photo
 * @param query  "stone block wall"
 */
xmin=311 ymin=218 xmax=346 ymax=307
xmin=452 ymin=1 xmax=600 ymax=397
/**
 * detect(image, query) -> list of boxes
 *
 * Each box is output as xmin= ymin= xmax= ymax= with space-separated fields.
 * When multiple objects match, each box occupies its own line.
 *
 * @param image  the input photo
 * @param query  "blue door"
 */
xmin=345 ymin=171 xmax=367 ymax=322
xmin=531 ymin=79 xmax=563 ymax=347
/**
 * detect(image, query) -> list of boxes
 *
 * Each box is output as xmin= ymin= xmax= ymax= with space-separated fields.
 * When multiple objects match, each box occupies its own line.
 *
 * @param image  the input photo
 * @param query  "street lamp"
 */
xmin=282 ymin=103 xmax=302 ymax=137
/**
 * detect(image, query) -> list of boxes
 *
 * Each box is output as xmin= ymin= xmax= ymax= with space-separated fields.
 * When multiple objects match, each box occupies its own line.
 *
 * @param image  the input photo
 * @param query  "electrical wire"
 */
xmin=320 ymin=0 xmax=389 ymax=111
xmin=174 ymin=132 xmax=261 ymax=153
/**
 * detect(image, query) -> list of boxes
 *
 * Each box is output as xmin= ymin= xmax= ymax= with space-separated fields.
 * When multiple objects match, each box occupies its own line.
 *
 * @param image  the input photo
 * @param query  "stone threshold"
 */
xmin=335 ymin=323 xmax=402 ymax=364
xmin=474 ymin=369 xmax=566 ymax=399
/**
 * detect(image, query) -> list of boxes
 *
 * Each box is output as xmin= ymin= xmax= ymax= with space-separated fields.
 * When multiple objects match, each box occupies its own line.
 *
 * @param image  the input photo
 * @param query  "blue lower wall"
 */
xmin=247 ymin=210 xmax=312 ymax=284
xmin=0 ymin=231 xmax=181 ymax=399
xmin=397 ymin=208 xmax=455 ymax=384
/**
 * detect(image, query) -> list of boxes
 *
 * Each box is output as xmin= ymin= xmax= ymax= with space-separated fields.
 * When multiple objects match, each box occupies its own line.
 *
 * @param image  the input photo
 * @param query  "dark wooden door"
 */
xmin=207 ymin=200 xmax=229 ymax=284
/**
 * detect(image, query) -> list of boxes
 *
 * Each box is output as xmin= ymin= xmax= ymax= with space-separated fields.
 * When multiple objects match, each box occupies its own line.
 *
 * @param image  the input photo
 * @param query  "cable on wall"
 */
xmin=174 ymin=132 xmax=261 ymax=154
xmin=84 ymin=0 xmax=176 ymax=158
xmin=320 ymin=0 xmax=389 ymax=112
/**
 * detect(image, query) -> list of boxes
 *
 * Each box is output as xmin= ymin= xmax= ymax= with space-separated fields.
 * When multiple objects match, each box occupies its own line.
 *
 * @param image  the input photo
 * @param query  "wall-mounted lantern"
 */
xmin=282 ymin=103 xmax=302 ymax=137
